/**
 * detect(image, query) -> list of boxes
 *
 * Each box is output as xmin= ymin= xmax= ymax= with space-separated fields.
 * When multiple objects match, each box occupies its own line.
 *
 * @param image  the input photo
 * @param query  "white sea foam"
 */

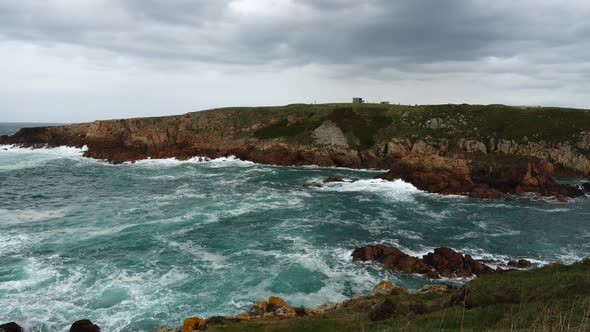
xmin=0 ymin=208 xmax=68 ymax=225
xmin=0 ymin=145 xmax=89 ymax=171
xmin=317 ymin=178 xmax=422 ymax=202
xmin=166 ymin=241 xmax=227 ymax=270
xmin=129 ymin=155 xmax=255 ymax=168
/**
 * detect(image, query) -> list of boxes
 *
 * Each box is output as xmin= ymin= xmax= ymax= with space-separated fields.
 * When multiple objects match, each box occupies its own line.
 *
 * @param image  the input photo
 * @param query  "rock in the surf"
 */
xmin=351 ymin=244 xmax=433 ymax=275
xmin=70 ymin=320 xmax=101 ymax=332
xmin=508 ymin=259 xmax=533 ymax=268
xmin=0 ymin=322 xmax=24 ymax=332
xmin=353 ymin=245 xmax=494 ymax=278
xmin=323 ymin=176 xmax=344 ymax=183
xmin=422 ymin=247 xmax=493 ymax=278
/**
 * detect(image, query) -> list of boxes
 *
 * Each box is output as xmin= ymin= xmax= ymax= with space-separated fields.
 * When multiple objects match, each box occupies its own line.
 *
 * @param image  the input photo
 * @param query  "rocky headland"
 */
xmin=2 ymin=103 xmax=589 ymax=199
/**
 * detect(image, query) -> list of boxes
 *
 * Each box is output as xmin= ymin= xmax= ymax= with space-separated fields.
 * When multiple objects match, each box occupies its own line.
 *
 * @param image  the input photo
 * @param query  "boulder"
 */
xmin=182 ymin=317 xmax=206 ymax=332
xmin=303 ymin=182 xmax=322 ymax=188
xmin=422 ymin=247 xmax=493 ymax=278
xmin=417 ymin=284 xmax=449 ymax=294
xmin=581 ymin=182 xmax=590 ymax=192
xmin=323 ymin=176 xmax=344 ymax=183
xmin=0 ymin=322 xmax=24 ymax=332
xmin=353 ymin=245 xmax=494 ymax=278
xmin=268 ymin=296 xmax=287 ymax=309
xmin=274 ymin=305 xmax=297 ymax=319
xmin=70 ymin=320 xmax=101 ymax=332
xmin=235 ymin=313 xmax=250 ymax=321
xmin=372 ymin=280 xmax=395 ymax=295
xmin=508 ymin=259 xmax=533 ymax=268
xmin=352 ymin=244 xmax=432 ymax=275
xmin=248 ymin=300 xmax=268 ymax=317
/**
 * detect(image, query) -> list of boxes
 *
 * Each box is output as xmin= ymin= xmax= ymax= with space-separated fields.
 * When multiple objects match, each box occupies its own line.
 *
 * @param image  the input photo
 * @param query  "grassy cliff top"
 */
xmin=207 ymin=260 xmax=590 ymax=332
xmin=191 ymin=103 xmax=590 ymax=147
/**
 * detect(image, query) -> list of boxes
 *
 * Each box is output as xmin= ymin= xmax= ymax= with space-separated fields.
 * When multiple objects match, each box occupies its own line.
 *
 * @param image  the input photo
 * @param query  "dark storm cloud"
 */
xmin=0 ymin=0 xmax=589 ymax=78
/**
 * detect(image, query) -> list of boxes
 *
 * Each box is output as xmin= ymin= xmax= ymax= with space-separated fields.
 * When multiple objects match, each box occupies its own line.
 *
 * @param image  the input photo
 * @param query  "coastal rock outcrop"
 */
xmin=2 ymin=104 xmax=589 ymax=199
xmin=508 ymin=259 xmax=533 ymax=268
xmin=0 ymin=322 xmax=24 ymax=332
xmin=70 ymin=320 xmax=101 ymax=332
xmin=182 ymin=317 xmax=206 ymax=332
xmin=379 ymin=155 xmax=584 ymax=200
xmin=422 ymin=247 xmax=493 ymax=277
xmin=352 ymin=245 xmax=494 ymax=278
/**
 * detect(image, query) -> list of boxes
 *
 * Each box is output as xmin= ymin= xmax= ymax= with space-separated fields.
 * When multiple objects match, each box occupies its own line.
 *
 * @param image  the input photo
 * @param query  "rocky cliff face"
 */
xmin=1 ymin=104 xmax=589 ymax=196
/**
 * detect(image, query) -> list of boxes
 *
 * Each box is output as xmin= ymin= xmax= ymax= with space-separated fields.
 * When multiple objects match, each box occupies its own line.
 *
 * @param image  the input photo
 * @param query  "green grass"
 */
xmin=197 ymin=103 xmax=590 ymax=149
xmin=207 ymin=261 xmax=590 ymax=332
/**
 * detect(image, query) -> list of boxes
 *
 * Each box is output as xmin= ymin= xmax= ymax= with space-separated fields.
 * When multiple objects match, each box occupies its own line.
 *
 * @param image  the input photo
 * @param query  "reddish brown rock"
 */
xmin=508 ymin=259 xmax=533 ymax=268
xmin=323 ymin=176 xmax=344 ymax=183
xmin=70 ymin=320 xmax=101 ymax=332
xmin=182 ymin=317 xmax=206 ymax=332
xmin=0 ymin=322 xmax=24 ymax=332
xmin=352 ymin=244 xmax=432 ymax=275
xmin=379 ymin=155 xmax=584 ymax=199
xmin=353 ymin=245 xmax=494 ymax=278
xmin=422 ymin=247 xmax=494 ymax=278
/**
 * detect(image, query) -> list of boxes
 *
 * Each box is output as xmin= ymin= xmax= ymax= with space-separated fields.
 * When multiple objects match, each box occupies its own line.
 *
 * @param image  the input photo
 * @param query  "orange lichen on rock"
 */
xmin=236 ymin=312 xmax=250 ymax=321
xmin=372 ymin=280 xmax=395 ymax=295
xmin=182 ymin=317 xmax=206 ymax=332
xmin=268 ymin=296 xmax=287 ymax=308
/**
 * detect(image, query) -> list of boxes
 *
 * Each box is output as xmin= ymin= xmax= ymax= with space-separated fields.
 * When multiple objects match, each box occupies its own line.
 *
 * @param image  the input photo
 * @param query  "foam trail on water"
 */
xmin=317 ymin=179 xmax=422 ymax=201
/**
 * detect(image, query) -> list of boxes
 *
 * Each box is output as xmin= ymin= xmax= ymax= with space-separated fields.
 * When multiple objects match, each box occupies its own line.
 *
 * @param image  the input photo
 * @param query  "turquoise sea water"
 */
xmin=1 ymin=123 xmax=589 ymax=331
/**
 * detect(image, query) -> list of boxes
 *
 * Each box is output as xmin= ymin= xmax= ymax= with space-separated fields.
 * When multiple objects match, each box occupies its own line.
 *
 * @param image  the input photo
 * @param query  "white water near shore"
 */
xmin=1 ymin=144 xmax=589 ymax=331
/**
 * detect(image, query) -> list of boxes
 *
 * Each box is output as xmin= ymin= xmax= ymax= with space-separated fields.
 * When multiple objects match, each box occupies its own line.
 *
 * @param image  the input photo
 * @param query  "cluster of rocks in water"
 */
xmin=303 ymin=176 xmax=359 ymax=188
xmin=352 ymin=245 xmax=532 ymax=278
xmin=304 ymin=158 xmax=589 ymax=201
xmin=0 ymin=249 xmax=541 ymax=332
xmin=377 ymin=155 xmax=586 ymax=201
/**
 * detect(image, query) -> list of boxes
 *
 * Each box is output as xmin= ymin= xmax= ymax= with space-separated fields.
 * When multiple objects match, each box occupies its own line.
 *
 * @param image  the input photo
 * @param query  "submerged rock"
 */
xmin=508 ymin=259 xmax=533 ymax=268
xmin=303 ymin=182 xmax=322 ymax=188
xmin=70 ymin=320 xmax=101 ymax=332
xmin=0 ymin=322 xmax=24 ymax=332
xmin=323 ymin=176 xmax=344 ymax=183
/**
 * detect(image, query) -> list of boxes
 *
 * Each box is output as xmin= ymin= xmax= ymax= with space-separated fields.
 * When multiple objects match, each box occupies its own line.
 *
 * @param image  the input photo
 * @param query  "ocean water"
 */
xmin=1 ymin=123 xmax=589 ymax=332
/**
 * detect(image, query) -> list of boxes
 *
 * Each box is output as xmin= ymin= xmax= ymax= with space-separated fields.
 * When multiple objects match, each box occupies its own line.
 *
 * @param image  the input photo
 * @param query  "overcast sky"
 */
xmin=1 ymin=0 xmax=589 ymax=123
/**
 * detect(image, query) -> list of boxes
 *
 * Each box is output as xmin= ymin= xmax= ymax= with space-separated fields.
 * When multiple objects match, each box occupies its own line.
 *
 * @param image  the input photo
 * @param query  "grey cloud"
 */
xmin=0 ymin=0 xmax=589 ymax=123
xmin=1 ymin=0 xmax=588 ymax=71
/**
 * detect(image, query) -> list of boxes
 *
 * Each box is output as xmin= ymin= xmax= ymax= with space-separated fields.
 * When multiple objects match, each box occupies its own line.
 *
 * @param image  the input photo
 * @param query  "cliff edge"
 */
xmin=2 ymin=103 xmax=589 ymax=197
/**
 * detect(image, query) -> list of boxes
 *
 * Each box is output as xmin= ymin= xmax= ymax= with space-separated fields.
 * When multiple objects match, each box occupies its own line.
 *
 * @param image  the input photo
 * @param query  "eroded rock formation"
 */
xmin=378 ymin=155 xmax=584 ymax=200
xmin=2 ymin=104 xmax=588 ymax=198
xmin=352 ymin=245 xmax=495 ymax=278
